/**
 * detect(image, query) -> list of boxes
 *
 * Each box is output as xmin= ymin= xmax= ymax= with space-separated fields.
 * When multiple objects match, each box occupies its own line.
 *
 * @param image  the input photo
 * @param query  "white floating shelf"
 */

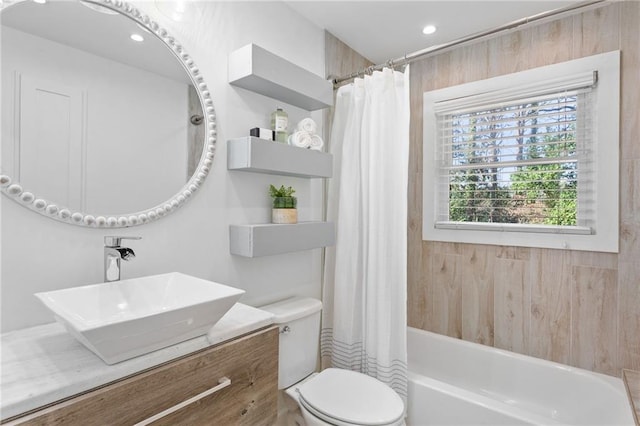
xmin=228 ymin=44 xmax=333 ymax=111
xmin=228 ymin=137 xmax=333 ymax=178
xmin=230 ymin=222 xmax=335 ymax=257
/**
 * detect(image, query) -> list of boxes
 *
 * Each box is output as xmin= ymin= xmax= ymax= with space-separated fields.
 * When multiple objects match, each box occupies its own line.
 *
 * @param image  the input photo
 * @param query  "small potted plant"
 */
xmin=269 ymin=184 xmax=297 ymax=224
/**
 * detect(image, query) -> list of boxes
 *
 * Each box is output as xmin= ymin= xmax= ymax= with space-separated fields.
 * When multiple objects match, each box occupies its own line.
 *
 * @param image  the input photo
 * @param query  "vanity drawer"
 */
xmin=6 ymin=326 xmax=278 ymax=426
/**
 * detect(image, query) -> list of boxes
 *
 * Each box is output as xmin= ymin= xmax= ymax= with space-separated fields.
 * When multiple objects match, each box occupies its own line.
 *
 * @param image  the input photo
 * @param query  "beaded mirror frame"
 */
xmin=0 ymin=0 xmax=216 ymax=228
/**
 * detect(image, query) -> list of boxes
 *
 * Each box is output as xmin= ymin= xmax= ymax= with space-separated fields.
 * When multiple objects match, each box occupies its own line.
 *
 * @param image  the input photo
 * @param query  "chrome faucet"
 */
xmin=104 ymin=236 xmax=141 ymax=282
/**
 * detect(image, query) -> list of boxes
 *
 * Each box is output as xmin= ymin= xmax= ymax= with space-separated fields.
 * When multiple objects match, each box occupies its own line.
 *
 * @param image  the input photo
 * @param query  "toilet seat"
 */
xmin=299 ymin=397 xmax=367 ymax=426
xmin=297 ymin=368 xmax=404 ymax=426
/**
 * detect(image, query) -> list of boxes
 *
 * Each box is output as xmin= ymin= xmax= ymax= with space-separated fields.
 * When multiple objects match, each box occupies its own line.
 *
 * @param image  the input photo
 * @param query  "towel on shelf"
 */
xmin=296 ymin=118 xmax=318 ymax=134
xmin=288 ymin=131 xmax=313 ymax=148
xmin=309 ymin=134 xmax=324 ymax=151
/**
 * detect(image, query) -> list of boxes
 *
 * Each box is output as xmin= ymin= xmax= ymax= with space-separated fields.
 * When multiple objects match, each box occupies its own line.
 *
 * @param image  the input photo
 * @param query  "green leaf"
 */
xmin=269 ymin=184 xmax=296 ymax=198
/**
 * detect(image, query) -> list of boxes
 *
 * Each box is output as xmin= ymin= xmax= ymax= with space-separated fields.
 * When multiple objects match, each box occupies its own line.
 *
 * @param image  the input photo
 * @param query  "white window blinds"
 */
xmin=433 ymin=72 xmax=597 ymax=234
xmin=422 ymin=50 xmax=620 ymax=252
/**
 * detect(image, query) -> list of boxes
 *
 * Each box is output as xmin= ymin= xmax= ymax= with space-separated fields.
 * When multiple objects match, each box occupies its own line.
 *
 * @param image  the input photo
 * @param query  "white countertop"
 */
xmin=1 ymin=303 xmax=274 ymax=420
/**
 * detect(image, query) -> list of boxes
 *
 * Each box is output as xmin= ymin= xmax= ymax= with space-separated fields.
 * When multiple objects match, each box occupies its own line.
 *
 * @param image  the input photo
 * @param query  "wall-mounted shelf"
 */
xmin=230 ymin=222 xmax=335 ymax=257
xmin=228 ymin=44 xmax=333 ymax=111
xmin=228 ymin=137 xmax=333 ymax=178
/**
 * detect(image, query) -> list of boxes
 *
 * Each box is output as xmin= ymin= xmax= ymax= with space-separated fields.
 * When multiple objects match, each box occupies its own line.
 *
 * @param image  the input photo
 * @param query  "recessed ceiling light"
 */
xmin=130 ymin=34 xmax=144 ymax=42
xmin=33 ymin=0 xmax=47 ymax=4
xmin=422 ymin=25 xmax=437 ymax=35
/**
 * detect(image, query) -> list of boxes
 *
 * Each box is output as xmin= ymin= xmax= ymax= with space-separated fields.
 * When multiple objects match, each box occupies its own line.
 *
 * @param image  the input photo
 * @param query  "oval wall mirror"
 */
xmin=0 ymin=0 xmax=216 ymax=227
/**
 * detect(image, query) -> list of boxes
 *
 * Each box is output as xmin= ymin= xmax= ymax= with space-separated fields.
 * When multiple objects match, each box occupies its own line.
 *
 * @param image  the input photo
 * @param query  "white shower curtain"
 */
xmin=321 ymin=66 xmax=410 ymax=403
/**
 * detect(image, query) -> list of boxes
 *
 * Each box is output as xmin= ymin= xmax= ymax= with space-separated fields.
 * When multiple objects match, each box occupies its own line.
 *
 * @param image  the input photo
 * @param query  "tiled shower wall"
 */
xmin=407 ymin=2 xmax=640 ymax=376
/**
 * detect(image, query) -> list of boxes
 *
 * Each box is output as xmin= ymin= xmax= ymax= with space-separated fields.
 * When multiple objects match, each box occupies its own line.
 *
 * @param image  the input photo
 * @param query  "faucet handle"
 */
xmin=104 ymin=236 xmax=142 ymax=247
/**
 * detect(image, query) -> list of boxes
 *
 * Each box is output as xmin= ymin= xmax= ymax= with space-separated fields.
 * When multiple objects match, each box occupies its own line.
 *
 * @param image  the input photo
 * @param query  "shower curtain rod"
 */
xmin=331 ymin=0 xmax=606 ymax=86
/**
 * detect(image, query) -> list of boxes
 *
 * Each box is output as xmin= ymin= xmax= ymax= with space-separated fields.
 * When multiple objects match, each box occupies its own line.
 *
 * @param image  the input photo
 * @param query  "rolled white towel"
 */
xmin=288 ymin=131 xmax=313 ymax=148
xmin=309 ymin=134 xmax=324 ymax=151
xmin=296 ymin=118 xmax=318 ymax=134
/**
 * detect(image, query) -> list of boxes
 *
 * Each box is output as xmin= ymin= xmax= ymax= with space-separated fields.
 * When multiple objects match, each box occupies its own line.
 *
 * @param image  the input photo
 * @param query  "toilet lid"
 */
xmin=297 ymin=368 xmax=404 ymax=426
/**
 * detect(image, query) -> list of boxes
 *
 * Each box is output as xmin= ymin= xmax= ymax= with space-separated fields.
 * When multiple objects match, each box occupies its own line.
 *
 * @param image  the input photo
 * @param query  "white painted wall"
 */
xmin=1 ymin=26 xmax=189 ymax=215
xmin=0 ymin=1 xmax=326 ymax=332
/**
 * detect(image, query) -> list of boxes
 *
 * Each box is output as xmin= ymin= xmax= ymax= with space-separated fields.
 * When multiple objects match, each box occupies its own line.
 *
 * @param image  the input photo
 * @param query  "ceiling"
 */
xmin=1 ymin=0 xmax=189 ymax=83
xmin=3 ymin=1 xmax=581 ymax=82
xmin=286 ymin=1 xmax=579 ymax=64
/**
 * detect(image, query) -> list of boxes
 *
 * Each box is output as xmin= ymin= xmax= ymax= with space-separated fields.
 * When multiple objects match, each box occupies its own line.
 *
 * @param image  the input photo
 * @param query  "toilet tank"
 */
xmin=260 ymin=297 xmax=322 ymax=389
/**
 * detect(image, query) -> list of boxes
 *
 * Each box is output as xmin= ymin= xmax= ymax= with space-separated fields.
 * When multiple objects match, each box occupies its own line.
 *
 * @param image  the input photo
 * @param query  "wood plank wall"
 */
xmin=407 ymin=2 xmax=640 ymax=376
xmin=323 ymin=31 xmax=373 ymax=143
xmin=324 ymin=3 xmax=639 ymax=377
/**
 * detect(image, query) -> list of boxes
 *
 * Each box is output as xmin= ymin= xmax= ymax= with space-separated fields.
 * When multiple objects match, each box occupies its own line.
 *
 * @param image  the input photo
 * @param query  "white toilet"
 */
xmin=261 ymin=297 xmax=405 ymax=426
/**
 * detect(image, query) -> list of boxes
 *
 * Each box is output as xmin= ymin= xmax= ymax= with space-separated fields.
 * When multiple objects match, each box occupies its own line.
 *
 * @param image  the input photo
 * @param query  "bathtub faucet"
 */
xmin=104 ymin=236 xmax=141 ymax=282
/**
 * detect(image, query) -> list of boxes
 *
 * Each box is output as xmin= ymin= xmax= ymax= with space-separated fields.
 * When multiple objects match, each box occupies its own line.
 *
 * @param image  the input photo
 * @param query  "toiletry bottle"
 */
xmin=271 ymin=107 xmax=288 ymax=143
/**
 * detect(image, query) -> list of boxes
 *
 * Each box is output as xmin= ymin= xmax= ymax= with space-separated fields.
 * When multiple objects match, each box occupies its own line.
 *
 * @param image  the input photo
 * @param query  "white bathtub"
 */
xmin=407 ymin=327 xmax=634 ymax=426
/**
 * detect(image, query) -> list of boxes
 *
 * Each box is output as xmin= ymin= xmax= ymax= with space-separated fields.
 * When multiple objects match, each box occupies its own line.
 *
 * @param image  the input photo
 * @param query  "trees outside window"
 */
xmin=445 ymin=95 xmax=579 ymax=227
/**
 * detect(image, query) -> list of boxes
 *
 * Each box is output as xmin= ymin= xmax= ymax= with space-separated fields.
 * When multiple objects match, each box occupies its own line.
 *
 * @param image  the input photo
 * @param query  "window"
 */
xmin=423 ymin=51 xmax=620 ymax=252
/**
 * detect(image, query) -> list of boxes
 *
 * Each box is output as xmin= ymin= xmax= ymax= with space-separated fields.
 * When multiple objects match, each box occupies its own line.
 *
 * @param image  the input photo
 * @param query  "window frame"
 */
xmin=422 ymin=51 xmax=620 ymax=253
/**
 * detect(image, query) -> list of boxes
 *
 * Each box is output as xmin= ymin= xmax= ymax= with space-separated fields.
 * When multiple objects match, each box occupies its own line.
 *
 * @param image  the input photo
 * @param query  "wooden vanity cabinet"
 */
xmin=5 ymin=326 xmax=278 ymax=426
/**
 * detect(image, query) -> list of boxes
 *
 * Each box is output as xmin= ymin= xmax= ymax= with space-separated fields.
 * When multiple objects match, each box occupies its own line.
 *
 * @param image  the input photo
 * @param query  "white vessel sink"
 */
xmin=35 ymin=272 xmax=245 ymax=364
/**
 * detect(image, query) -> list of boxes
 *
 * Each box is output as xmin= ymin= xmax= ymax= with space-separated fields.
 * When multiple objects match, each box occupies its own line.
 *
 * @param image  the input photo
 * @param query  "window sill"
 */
xmin=423 ymin=223 xmax=617 ymax=253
